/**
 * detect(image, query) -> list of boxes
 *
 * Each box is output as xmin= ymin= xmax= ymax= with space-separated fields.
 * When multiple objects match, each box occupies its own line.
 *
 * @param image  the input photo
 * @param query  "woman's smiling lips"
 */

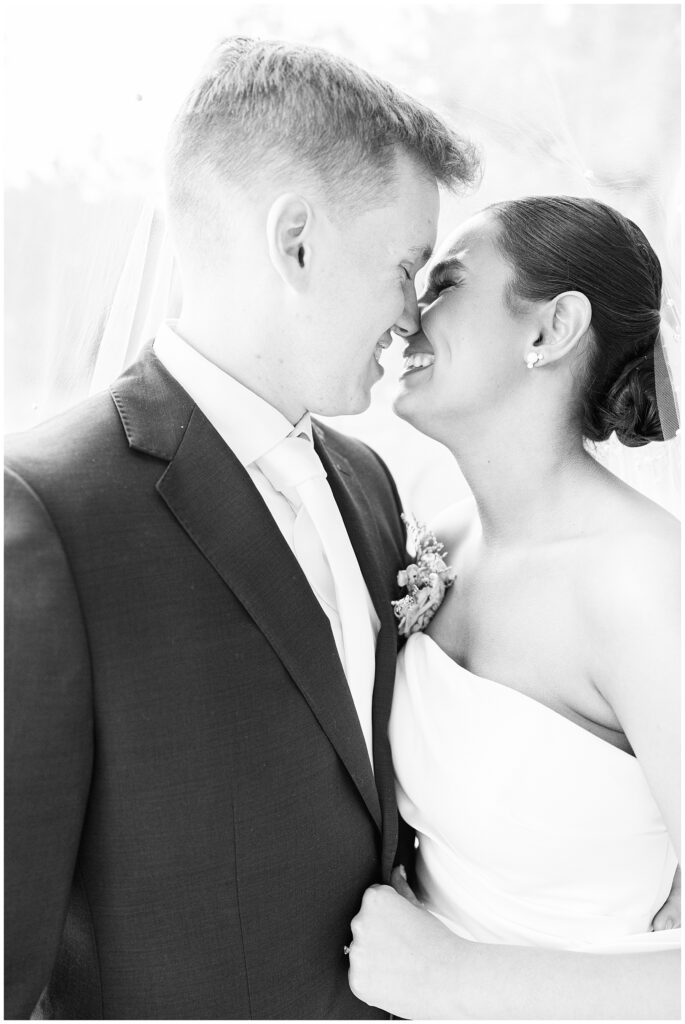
xmin=400 ymin=340 xmax=435 ymax=378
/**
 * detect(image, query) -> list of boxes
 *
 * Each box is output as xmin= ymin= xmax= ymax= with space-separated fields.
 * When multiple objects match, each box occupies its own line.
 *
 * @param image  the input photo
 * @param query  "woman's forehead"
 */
xmin=440 ymin=211 xmax=495 ymax=256
xmin=432 ymin=210 xmax=499 ymax=269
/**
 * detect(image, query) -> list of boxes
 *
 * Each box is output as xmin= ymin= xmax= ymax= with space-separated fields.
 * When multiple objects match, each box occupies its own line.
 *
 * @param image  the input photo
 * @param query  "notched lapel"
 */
xmin=156 ymin=409 xmax=381 ymax=829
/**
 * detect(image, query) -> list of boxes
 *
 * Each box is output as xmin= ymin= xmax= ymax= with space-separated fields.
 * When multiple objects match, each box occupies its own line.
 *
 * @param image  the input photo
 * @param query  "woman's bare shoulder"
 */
xmin=586 ymin=484 xmax=679 ymax=580
xmin=577 ymin=485 xmax=680 ymax=643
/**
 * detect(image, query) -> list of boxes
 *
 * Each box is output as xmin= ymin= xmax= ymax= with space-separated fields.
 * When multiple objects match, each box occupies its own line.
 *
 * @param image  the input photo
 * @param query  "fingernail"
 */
xmin=399 ymin=864 xmax=407 ymax=880
xmin=666 ymin=917 xmax=675 ymax=929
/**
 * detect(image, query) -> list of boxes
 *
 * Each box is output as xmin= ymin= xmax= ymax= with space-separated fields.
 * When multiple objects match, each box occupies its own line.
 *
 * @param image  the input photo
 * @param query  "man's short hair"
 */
xmin=166 ymin=36 xmax=480 ymax=239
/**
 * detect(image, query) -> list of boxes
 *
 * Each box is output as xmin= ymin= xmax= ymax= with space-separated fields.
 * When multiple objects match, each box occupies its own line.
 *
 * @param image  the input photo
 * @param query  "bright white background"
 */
xmin=4 ymin=1 xmax=681 ymax=517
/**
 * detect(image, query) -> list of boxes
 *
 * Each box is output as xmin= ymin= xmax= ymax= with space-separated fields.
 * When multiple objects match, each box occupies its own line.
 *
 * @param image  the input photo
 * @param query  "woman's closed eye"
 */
xmin=421 ymin=272 xmax=463 ymax=303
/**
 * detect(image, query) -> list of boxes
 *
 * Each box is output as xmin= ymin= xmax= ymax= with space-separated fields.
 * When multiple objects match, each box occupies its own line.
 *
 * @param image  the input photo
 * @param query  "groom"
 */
xmin=5 ymin=37 xmax=477 ymax=1019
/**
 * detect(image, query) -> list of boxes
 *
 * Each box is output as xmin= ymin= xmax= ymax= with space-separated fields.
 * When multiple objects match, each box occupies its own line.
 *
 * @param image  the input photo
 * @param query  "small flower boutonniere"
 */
xmin=392 ymin=514 xmax=457 ymax=637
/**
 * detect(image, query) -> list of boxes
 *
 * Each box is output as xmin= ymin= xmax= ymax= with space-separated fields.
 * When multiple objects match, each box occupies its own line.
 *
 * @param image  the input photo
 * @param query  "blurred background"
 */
xmin=4 ymin=1 xmax=681 ymax=517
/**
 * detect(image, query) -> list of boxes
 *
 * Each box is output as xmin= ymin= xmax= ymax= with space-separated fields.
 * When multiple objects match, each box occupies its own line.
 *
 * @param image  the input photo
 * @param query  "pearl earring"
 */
xmin=525 ymin=351 xmax=544 ymax=369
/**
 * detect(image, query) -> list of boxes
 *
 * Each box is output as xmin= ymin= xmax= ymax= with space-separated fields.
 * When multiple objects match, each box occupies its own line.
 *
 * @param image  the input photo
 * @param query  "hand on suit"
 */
xmin=347 ymin=866 xmax=464 ymax=1018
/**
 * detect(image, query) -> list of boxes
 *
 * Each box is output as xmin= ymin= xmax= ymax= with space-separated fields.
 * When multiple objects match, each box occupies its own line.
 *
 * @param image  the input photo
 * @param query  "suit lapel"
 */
xmin=314 ymin=426 xmax=401 ymax=876
xmin=111 ymin=349 xmax=396 ymax=836
xmin=154 ymin=408 xmax=382 ymax=829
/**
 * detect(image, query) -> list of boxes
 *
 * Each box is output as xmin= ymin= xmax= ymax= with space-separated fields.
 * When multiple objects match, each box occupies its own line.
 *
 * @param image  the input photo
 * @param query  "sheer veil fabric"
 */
xmin=89 ymin=206 xmax=181 ymax=394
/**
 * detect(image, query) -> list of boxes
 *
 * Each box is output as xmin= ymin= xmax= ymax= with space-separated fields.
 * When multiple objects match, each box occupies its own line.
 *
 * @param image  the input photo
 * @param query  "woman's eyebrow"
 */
xmin=426 ymin=254 xmax=467 ymax=284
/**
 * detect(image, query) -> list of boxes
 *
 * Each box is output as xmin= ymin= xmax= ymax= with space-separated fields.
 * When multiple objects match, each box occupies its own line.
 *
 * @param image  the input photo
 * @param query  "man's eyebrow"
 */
xmin=407 ymin=243 xmax=434 ymax=263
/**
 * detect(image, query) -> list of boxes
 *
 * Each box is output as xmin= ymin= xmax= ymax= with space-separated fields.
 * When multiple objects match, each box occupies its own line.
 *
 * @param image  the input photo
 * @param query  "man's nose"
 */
xmin=392 ymin=286 xmax=421 ymax=337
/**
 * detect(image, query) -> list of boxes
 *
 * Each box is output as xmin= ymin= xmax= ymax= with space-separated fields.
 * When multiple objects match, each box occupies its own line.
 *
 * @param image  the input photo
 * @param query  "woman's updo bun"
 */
xmin=593 ymin=347 xmax=664 ymax=447
xmin=488 ymin=196 xmax=665 ymax=447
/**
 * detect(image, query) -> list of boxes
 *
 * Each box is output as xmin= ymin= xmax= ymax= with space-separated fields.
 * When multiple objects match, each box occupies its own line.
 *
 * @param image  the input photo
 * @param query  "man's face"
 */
xmin=296 ymin=153 xmax=439 ymax=417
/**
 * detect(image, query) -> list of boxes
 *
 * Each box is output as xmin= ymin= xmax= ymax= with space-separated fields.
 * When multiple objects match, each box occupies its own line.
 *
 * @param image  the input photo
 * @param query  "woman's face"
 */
xmin=393 ymin=211 xmax=538 ymax=441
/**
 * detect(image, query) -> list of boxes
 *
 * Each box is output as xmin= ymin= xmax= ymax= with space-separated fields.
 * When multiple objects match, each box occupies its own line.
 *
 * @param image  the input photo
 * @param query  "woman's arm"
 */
xmin=585 ymin=524 xmax=681 ymax=860
xmin=653 ymin=866 xmax=681 ymax=930
xmin=348 ymin=882 xmax=680 ymax=1019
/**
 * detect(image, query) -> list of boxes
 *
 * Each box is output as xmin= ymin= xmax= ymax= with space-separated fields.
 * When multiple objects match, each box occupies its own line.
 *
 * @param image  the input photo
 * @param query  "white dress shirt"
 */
xmin=153 ymin=322 xmax=379 ymax=762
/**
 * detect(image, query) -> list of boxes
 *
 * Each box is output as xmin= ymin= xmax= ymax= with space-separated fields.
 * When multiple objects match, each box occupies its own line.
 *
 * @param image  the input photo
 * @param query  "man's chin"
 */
xmin=313 ymin=389 xmax=373 ymax=419
xmin=347 ymin=390 xmax=373 ymax=416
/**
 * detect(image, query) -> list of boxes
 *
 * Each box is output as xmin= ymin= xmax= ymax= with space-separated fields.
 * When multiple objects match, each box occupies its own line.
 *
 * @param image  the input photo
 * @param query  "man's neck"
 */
xmin=173 ymin=313 xmax=306 ymax=425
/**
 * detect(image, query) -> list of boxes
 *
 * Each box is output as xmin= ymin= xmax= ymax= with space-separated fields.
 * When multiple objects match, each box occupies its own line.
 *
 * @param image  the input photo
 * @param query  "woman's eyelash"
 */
xmin=427 ymin=274 xmax=463 ymax=294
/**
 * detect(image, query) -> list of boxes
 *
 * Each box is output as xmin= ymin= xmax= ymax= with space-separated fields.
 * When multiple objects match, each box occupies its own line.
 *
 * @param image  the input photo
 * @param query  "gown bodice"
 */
xmin=390 ymin=632 xmax=680 ymax=953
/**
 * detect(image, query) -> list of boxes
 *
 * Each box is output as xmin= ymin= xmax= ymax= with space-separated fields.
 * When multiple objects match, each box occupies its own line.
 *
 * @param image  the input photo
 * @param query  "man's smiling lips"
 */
xmin=374 ymin=333 xmax=393 ymax=364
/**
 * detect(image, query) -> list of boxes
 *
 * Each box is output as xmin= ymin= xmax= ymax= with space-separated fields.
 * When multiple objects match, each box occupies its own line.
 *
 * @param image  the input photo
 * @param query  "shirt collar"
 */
xmin=153 ymin=321 xmax=312 ymax=467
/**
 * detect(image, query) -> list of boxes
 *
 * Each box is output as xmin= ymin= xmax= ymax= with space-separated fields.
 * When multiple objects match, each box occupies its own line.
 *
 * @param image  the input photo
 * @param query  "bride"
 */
xmin=347 ymin=196 xmax=681 ymax=1019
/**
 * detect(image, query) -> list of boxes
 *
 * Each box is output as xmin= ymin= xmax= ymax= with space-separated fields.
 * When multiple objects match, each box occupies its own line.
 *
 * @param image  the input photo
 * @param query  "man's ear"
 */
xmin=524 ymin=291 xmax=593 ymax=368
xmin=266 ymin=193 xmax=313 ymax=290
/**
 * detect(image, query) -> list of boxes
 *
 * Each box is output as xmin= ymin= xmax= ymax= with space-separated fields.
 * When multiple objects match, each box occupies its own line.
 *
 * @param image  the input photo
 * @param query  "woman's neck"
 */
xmin=443 ymin=413 xmax=600 ymax=547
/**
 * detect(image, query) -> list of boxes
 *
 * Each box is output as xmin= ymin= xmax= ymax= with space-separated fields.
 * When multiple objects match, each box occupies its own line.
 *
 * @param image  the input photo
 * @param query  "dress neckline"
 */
xmin=412 ymin=631 xmax=636 ymax=763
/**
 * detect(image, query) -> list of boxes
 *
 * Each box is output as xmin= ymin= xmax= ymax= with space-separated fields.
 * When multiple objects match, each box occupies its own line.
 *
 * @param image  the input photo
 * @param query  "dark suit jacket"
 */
xmin=4 ymin=347 xmax=407 ymax=1020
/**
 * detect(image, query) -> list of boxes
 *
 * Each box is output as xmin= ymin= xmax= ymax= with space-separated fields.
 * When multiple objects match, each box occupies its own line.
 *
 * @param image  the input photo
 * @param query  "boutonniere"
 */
xmin=392 ymin=514 xmax=457 ymax=637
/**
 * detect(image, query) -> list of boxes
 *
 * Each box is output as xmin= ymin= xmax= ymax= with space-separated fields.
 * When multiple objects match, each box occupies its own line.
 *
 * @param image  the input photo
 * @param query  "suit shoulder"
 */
xmin=4 ymin=389 xmax=131 ymax=503
xmin=5 ymin=400 xmax=124 ymax=570
xmin=6 ymin=389 xmax=122 ymax=464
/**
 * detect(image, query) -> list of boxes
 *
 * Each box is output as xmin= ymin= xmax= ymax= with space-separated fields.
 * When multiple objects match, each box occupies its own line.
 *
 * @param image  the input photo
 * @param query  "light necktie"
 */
xmin=257 ymin=434 xmax=377 ymax=766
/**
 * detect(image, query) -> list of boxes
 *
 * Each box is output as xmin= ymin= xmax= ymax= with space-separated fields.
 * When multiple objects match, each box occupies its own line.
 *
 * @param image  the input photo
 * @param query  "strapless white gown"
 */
xmin=390 ymin=632 xmax=680 ymax=953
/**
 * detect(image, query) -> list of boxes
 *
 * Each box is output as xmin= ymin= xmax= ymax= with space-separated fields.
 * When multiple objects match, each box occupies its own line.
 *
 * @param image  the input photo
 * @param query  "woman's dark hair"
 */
xmin=488 ymin=196 xmax=664 ymax=447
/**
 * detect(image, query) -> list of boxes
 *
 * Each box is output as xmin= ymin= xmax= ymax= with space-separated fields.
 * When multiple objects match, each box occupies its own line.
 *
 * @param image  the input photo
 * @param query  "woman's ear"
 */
xmin=265 ymin=193 xmax=313 ymax=290
xmin=523 ymin=291 xmax=592 ymax=369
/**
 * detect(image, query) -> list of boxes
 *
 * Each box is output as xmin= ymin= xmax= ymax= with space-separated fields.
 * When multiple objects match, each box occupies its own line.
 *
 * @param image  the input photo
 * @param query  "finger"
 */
xmin=391 ymin=864 xmax=423 ymax=908
xmin=351 ymin=883 xmax=389 ymax=937
xmin=361 ymin=883 xmax=389 ymax=907
xmin=651 ymin=901 xmax=679 ymax=931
